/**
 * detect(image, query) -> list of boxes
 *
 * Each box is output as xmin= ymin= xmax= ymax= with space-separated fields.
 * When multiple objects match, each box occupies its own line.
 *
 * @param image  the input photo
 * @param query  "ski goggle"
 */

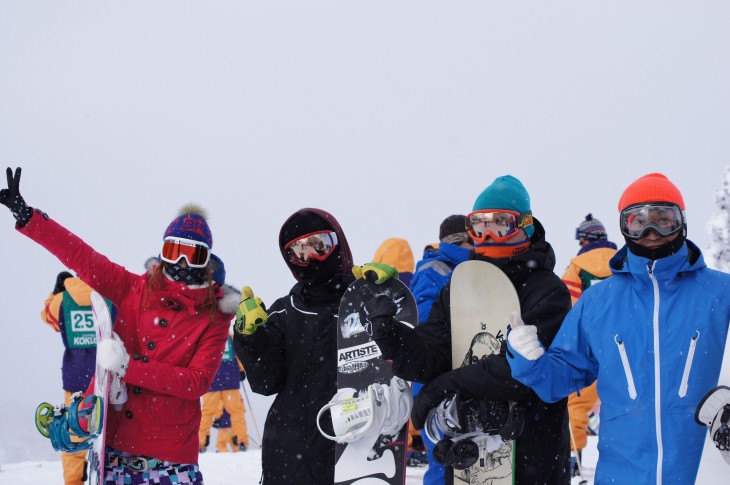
xmin=284 ymin=231 xmax=338 ymax=266
xmin=161 ymin=237 xmax=211 ymax=268
xmin=620 ymin=203 xmax=684 ymax=240
xmin=466 ymin=210 xmax=533 ymax=244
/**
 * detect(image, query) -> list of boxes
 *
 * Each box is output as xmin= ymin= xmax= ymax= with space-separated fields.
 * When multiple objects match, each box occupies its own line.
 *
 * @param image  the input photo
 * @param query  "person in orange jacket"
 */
xmin=199 ymin=333 xmax=250 ymax=453
xmin=372 ymin=237 xmax=415 ymax=287
xmin=41 ymin=272 xmax=114 ymax=485
xmin=561 ymin=213 xmax=617 ymax=476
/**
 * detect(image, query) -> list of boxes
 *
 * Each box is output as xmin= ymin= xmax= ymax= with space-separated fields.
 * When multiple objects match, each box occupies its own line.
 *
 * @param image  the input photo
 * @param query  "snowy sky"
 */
xmin=1 ymin=1 xmax=730 ymax=464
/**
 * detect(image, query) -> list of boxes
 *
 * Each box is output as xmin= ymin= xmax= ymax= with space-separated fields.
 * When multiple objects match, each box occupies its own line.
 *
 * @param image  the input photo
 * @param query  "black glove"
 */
xmin=362 ymin=294 xmax=399 ymax=340
xmin=53 ymin=272 xmax=74 ymax=294
xmin=412 ymin=373 xmax=458 ymax=430
xmin=239 ymin=370 xmax=247 ymax=382
xmin=0 ymin=167 xmax=33 ymax=227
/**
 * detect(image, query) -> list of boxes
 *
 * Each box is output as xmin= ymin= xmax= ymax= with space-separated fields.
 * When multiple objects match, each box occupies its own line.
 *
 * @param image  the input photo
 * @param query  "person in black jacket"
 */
xmin=233 ymin=208 xmax=355 ymax=484
xmin=362 ymin=175 xmax=572 ymax=484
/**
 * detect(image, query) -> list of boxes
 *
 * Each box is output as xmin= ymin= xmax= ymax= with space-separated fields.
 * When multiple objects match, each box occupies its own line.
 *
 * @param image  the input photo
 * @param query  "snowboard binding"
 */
xmin=317 ymin=376 xmax=412 ymax=443
xmin=425 ymin=394 xmax=525 ymax=469
xmin=696 ymin=385 xmax=730 ymax=464
xmin=424 ymin=394 xmax=523 ymax=442
xmin=35 ymin=392 xmax=104 ymax=453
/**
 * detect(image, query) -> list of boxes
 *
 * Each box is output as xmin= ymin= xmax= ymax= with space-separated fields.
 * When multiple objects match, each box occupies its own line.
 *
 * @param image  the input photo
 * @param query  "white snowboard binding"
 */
xmin=695 ymin=385 xmax=730 ymax=465
xmin=317 ymin=376 xmax=412 ymax=443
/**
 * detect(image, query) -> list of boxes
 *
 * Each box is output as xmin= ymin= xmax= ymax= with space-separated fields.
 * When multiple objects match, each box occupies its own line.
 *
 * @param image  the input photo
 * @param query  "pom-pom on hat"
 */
xmin=439 ymin=215 xmax=469 ymax=245
xmin=472 ymin=175 xmax=534 ymax=237
xmin=575 ymin=214 xmax=607 ymax=241
xmin=618 ymin=173 xmax=685 ymax=212
xmin=163 ymin=204 xmax=213 ymax=248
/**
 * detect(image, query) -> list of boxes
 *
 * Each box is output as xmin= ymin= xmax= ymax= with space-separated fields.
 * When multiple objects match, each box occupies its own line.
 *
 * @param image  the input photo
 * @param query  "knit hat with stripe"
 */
xmin=575 ymin=214 xmax=607 ymax=241
xmin=163 ymin=204 xmax=213 ymax=248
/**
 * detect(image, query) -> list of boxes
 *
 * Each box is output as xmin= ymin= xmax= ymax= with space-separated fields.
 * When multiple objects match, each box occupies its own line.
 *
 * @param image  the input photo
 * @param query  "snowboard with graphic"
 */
xmin=333 ymin=277 xmax=417 ymax=485
xmin=450 ymin=260 xmax=519 ymax=485
xmin=88 ymin=291 xmax=113 ymax=485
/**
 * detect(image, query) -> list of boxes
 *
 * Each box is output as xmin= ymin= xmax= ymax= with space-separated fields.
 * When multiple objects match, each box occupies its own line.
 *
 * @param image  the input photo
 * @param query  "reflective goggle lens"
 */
xmin=161 ymin=238 xmax=211 ymax=268
xmin=620 ymin=204 xmax=684 ymax=240
xmin=467 ymin=210 xmax=530 ymax=243
xmin=284 ymin=231 xmax=338 ymax=265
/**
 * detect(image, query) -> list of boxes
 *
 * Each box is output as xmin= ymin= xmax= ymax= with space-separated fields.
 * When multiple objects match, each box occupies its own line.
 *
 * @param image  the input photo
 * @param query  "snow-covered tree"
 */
xmin=706 ymin=166 xmax=730 ymax=271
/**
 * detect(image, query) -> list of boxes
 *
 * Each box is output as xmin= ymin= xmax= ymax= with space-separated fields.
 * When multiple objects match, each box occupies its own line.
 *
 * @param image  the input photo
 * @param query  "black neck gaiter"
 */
xmin=164 ymin=262 xmax=207 ymax=286
xmin=625 ymin=230 xmax=686 ymax=261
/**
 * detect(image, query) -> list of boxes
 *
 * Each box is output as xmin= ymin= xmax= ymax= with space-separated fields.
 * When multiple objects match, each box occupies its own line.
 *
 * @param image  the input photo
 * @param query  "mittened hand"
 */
xmin=352 ymin=262 xmax=399 ymax=284
xmin=507 ymin=311 xmax=544 ymax=361
xmin=96 ymin=332 xmax=130 ymax=377
xmin=234 ymin=286 xmax=268 ymax=335
xmin=0 ymin=167 xmax=33 ymax=227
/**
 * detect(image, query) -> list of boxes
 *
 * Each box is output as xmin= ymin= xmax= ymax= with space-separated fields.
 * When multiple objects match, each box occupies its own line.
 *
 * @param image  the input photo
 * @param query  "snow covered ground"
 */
xmin=0 ymin=432 xmax=726 ymax=484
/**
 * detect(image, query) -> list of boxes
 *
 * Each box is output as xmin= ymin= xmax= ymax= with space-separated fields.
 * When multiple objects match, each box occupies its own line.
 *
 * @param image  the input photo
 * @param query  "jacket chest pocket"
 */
xmin=678 ymin=330 xmax=700 ymax=398
xmin=613 ymin=334 xmax=637 ymax=400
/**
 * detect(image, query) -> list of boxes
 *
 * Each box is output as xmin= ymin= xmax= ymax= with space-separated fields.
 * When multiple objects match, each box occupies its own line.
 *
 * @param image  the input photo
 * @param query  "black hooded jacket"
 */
xmin=233 ymin=208 xmax=355 ymax=484
xmin=375 ymin=219 xmax=572 ymax=484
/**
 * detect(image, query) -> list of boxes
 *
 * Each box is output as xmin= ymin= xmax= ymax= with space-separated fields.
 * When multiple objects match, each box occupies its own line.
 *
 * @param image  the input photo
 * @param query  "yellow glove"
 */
xmin=352 ymin=262 xmax=399 ymax=284
xmin=234 ymin=286 xmax=268 ymax=335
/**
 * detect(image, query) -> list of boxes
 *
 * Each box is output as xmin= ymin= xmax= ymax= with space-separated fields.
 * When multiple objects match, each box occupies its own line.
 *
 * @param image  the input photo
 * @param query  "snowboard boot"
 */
xmin=570 ymin=450 xmax=583 ymax=477
xmin=407 ymin=450 xmax=428 ymax=467
xmin=200 ymin=435 xmax=210 ymax=453
xmin=232 ymin=435 xmax=248 ymax=452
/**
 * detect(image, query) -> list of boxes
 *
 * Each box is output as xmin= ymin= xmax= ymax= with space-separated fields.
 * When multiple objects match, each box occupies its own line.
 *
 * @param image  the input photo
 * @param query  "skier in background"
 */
xmin=359 ymin=175 xmax=572 ymax=484
xmin=199 ymin=332 xmax=249 ymax=453
xmin=561 ymin=213 xmax=617 ymax=475
xmin=408 ymin=215 xmax=472 ymax=484
xmin=1 ymin=167 xmax=238 ymax=485
xmin=508 ymin=173 xmax=730 ymax=484
xmin=372 ymin=237 xmax=415 ymax=287
xmin=41 ymin=271 xmax=114 ymax=485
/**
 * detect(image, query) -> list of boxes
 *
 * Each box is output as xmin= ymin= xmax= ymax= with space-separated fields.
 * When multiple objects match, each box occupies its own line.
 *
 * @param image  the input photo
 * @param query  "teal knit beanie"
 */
xmin=472 ymin=175 xmax=534 ymax=237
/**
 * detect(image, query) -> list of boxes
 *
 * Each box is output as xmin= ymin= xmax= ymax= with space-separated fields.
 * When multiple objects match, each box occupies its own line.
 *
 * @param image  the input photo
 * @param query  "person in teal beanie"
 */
xmin=359 ymin=175 xmax=572 ymax=484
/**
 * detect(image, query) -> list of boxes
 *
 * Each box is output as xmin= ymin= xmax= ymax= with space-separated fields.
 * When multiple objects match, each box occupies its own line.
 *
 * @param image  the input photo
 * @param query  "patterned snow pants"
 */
xmin=103 ymin=448 xmax=203 ymax=485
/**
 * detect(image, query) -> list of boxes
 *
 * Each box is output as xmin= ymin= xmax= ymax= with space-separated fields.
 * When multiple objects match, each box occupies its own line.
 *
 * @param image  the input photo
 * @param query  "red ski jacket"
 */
xmin=20 ymin=215 xmax=235 ymax=464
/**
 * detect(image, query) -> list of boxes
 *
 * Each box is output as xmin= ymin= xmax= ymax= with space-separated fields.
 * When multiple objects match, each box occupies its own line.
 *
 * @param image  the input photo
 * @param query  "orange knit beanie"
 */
xmin=618 ymin=173 xmax=685 ymax=211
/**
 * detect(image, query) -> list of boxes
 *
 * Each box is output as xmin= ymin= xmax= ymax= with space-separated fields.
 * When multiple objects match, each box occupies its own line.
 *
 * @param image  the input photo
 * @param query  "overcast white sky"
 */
xmin=1 ymin=1 xmax=729 ymax=464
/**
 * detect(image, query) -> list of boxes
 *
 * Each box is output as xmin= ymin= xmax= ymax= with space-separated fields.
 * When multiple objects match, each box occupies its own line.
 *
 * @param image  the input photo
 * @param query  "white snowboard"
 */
xmin=88 ymin=291 xmax=112 ymax=485
xmin=450 ymin=260 xmax=519 ymax=485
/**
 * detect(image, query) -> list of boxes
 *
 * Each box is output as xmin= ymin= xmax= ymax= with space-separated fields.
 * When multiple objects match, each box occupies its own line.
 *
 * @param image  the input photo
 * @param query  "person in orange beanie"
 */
xmin=508 ymin=173 xmax=730 ymax=484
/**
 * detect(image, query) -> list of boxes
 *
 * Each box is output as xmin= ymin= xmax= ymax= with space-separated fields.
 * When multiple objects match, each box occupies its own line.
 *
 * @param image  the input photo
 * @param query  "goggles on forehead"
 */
xmin=466 ymin=210 xmax=533 ymax=244
xmin=161 ymin=237 xmax=211 ymax=268
xmin=620 ymin=203 xmax=684 ymax=240
xmin=284 ymin=231 xmax=338 ymax=266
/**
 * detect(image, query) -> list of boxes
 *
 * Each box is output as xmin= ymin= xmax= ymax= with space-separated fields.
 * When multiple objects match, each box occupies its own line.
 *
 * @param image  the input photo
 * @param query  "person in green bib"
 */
xmin=41 ymin=272 xmax=115 ymax=485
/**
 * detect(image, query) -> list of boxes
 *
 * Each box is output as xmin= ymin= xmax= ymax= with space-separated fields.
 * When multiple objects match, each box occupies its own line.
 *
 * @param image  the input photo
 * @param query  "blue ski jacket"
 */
xmin=410 ymin=242 xmax=471 ymax=321
xmin=508 ymin=241 xmax=730 ymax=485
xmin=409 ymin=242 xmax=470 ymax=485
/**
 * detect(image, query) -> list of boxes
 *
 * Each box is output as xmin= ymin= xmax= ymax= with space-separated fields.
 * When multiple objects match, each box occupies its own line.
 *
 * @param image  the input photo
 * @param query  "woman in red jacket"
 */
xmin=1 ymin=168 xmax=238 ymax=485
